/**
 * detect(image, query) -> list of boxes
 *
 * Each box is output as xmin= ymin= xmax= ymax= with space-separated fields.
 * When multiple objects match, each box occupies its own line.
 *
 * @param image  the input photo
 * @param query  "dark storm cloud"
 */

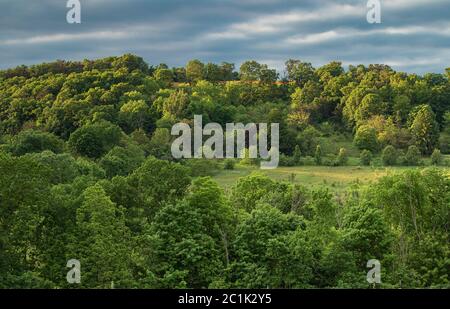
xmin=0 ymin=0 xmax=449 ymax=74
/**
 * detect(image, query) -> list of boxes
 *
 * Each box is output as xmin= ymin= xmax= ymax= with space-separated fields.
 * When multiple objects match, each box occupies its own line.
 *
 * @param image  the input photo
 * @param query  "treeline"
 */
xmin=0 ymin=54 xmax=449 ymax=160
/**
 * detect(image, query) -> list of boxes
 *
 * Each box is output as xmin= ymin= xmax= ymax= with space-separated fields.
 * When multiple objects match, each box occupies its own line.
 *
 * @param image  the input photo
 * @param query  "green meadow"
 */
xmin=213 ymin=161 xmax=450 ymax=192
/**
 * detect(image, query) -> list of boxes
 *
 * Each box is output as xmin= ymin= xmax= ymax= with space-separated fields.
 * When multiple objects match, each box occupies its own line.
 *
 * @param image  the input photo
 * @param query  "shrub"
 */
xmin=279 ymin=154 xmax=296 ymax=167
xmin=360 ymin=150 xmax=372 ymax=166
xmin=184 ymin=159 xmax=220 ymax=177
xmin=300 ymin=156 xmax=316 ymax=166
xmin=382 ymin=145 xmax=397 ymax=166
xmin=314 ymin=145 xmax=322 ymax=165
xmin=439 ymin=134 xmax=450 ymax=154
xmin=223 ymin=159 xmax=235 ymax=170
xmin=405 ymin=145 xmax=421 ymax=166
xmin=430 ymin=149 xmax=443 ymax=165
xmin=293 ymin=145 xmax=302 ymax=165
xmin=354 ymin=125 xmax=378 ymax=152
xmin=335 ymin=147 xmax=348 ymax=166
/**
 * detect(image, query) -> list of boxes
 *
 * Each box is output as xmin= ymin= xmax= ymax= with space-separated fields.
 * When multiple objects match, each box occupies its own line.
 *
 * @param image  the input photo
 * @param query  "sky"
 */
xmin=0 ymin=0 xmax=449 ymax=75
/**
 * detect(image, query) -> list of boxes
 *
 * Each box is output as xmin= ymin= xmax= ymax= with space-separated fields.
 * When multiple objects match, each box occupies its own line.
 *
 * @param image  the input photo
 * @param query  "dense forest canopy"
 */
xmin=0 ymin=54 xmax=449 ymax=288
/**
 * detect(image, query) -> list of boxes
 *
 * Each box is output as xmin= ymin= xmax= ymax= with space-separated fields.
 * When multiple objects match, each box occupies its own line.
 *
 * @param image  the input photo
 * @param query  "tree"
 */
xmin=382 ymin=145 xmax=397 ymax=166
xmin=231 ymin=173 xmax=289 ymax=213
xmin=239 ymin=61 xmax=277 ymax=82
xmin=354 ymin=125 xmax=378 ymax=152
xmin=219 ymin=62 xmax=236 ymax=81
xmin=99 ymin=144 xmax=145 ymax=178
xmin=6 ymin=130 xmax=65 ymax=156
xmin=430 ymin=149 xmax=442 ymax=165
xmin=314 ymin=145 xmax=322 ymax=165
xmin=0 ymin=152 xmax=51 ymax=286
xmin=151 ymin=177 xmax=233 ymax=288
xmin=127 ymin=156 xmax=191 ymax=216
xmin=186 ymin=59 xmax=205 ymax=83
xmin=204 ymin=63 xmax=222 ymax=82
xmin=335 ymin=148 xmax=348 ymax=166
xmin=232 ymin=204 xmax=312 ymax=288
xmin=355 ymin=93 xmax=382 ymax=124
xmin=67 ymin=184 xmax=133 ymax=288
xmin=68 ymin=121 xmax=123 ymax=158
xmin=119 ymin=100 xmax=155 ymax=133
xmin=293 ymin=145 xmax=302 ymax=165
xmin=360 ymin=150 xmax=372 ymax=166
xmin=405 ymin=145 xmax=421 ymax=166
xmin=154 ymin=68 xmax=174 ymax=84
xmin=239 ymin=61 xmax=262 ymax=81
xmin=409 ymin=105 xmax=439 ymax=154
xmin=393 ymin=95 xmax=411 ymax=124
xmin=285 ymin=60 xmax=317 ymax=87
xmin=148 ymin=128 xmax=172 ymax=159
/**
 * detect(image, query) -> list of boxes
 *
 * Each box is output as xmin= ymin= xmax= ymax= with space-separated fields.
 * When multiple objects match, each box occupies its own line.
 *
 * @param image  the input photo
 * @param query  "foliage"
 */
xmin=382 ymin=145 xmax=398 ymax=166
xmin=0 ymin=55 xmax=449 ymax=289
xmin=360 ymin=150 xmax=372 ymax=166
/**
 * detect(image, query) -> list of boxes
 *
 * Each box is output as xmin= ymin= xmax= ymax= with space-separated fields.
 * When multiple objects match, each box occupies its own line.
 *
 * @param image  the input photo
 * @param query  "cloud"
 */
xmin=0 ymin=0 xmax=449 ymax=74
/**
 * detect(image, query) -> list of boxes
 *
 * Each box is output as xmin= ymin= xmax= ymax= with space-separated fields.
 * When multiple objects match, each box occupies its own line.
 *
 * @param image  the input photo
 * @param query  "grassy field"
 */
xmin=213 ymin=163 xmax=450 ymax=192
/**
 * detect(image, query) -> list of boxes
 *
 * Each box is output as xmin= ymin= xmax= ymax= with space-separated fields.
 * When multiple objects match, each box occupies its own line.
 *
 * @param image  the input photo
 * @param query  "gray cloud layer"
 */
xmin=0 ymin=0 xmax=449 ymax=74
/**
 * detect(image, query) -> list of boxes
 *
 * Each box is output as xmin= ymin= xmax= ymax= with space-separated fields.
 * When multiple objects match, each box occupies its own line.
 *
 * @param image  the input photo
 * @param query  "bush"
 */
xmin=405 ymin=145 xmax=421 ymax=166
xmin=184 ymin=159 xmax=220 ymax=177
xmin=382 ymin=145 xmax=397 ymax=166
xmin=314 ymin=145 xmax=322 ymax=165
xmin=354 ymin=125 xmax=378 ymax=152
xmin=293 ymin=145 xmax=302 ymax=165
xmin=430 ymin=149 xmax=443 ymax=165
xmin=300 ymin=156 xmax=315 ymax=166
xmin=335 ymin=148 xmax=348 ymax=166
xmin=439 ymin=134 xmax=450 ymax=154
xmin=279 ymin=154 xmax=296 ymax=167
xmin=360 ymin=150 xmax=372 ymax=166
xmin=223 ymin=159 xmax=235 ymax=170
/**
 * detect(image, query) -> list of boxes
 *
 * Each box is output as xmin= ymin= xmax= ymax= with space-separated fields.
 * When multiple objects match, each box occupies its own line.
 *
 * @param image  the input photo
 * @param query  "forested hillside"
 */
xmin=0 ymin=54 xmax=449 ymax=288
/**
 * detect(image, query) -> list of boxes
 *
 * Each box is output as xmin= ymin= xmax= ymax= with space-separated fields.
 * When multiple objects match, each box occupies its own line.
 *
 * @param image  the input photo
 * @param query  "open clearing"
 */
xmin=213 ymin=164 xmax=450 ymax=192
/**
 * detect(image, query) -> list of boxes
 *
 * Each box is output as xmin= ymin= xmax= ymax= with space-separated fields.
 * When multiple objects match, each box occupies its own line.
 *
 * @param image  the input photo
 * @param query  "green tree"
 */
xmin=119 ymin=100 xmax=155 ymax=133
xmin=67 ymin=184 xmax=133 ymax=288
xmin=68 ymin=121 xmax=123 ymax=159
xmin=186 ymin=59 xmax=205 ymax=83
xmin=285 ymin=59 xmax=317 ymax=87
xmin=360 ymin=150 xmax=372 ymax=166
xmin=335 ymin=148 xmax=348 ymax=166
xmin=405 ymin=145 xmax=421 ymax=166
xmin=354 ymin=125 xmax=378 ymax=152
xmin=293 ymin=145 xmax=302 ymax=165
xmin=100 ymin=144 xmax=145 ymax=178
xmin=314 ymin=145 xmax=322 ymax=165
xmin=7 ymin=129 xmax=65 ymax=156
xmin=409 ymin=105 xmax=439 ymax=154
xmin=232 ymin=204 xmax=312 ymax=288
xmin=151 ymin=177 xmax=233 ymax=288
xmin=382 ymin=145 xmax=397 ymax=166
xmin=154 ymin=68 xmax=174 ymax=84
xmin=430 ymin=149 xmax=442 ymax=165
